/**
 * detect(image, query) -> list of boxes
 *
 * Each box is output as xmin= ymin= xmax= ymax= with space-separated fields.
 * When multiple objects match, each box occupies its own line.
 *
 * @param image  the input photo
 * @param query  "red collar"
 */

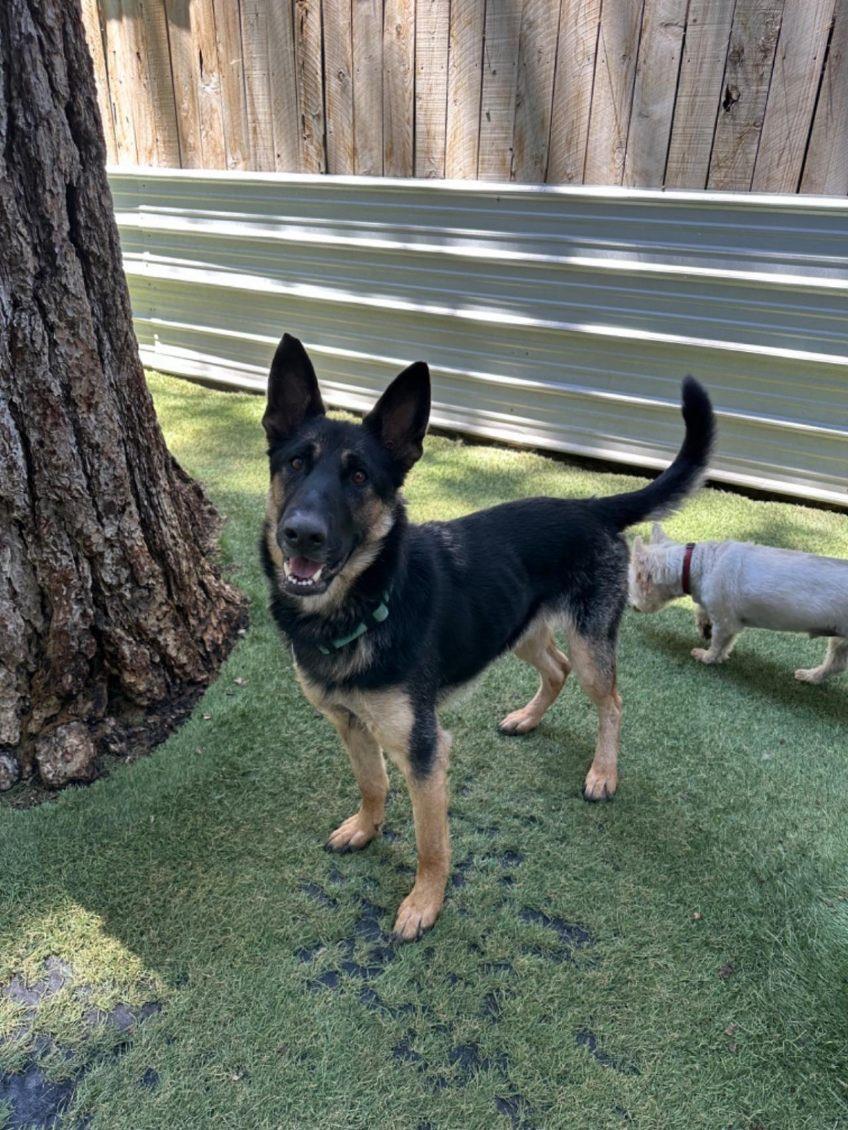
xmin=681 ymin=543 xmax=696 ymax=596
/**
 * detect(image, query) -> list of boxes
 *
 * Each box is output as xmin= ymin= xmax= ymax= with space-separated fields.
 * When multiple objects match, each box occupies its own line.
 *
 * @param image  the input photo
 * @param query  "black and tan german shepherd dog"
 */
xmin=261 ymin=333 xmax=715 ymax=940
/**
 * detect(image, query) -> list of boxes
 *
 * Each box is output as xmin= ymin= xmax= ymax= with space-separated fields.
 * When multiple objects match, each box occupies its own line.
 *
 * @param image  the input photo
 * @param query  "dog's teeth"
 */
xmin=284 ymin=563 xmax=327 ymax=590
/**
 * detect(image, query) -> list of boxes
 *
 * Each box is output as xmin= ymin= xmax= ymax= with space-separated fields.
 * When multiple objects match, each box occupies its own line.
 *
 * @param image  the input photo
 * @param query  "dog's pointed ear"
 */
xmin=632 ymin=535 xmax=645 ymax=555
xmin=363 ymin=361 xmax=431 ymax=474
xmin=650 ymin=522 xmax=669 ymax=545
xmin=262 ymin=333 xmax=325 ymax=446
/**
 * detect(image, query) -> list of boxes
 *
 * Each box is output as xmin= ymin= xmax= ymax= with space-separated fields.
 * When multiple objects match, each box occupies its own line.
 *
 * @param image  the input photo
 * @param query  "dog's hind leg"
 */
xmin=499 ymin=622 xmax=571 ymax=735
xmin=566 ymin=628 xmax=622 ymax=802
xmin=324 ymin=708 xmax=389 ymax=852
xmin=795 ymin=637 xmax=848 ymax=684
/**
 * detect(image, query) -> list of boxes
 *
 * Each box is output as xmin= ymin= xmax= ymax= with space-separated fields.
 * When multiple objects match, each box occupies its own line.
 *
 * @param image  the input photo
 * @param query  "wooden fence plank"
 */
xmin=445 ymin=0 xmax=486 ymax=179
xmin=478 ymin=0 xmax=523 ymax=180
xmin=584 ymin=0 xmax=644 ymax=185
xmin=383 ymin=0 xmax=415 ymax=175
xmin=108 ymin=0 xmax=168 ymax=165
xmin=708 ymin=0 xmax=784 ymax=190
xmin=546 ymin=0 xmax=601 ymax=185
xmin=752 ymin=0 xmax=836 ymax=191
xmin=665 ymin=0 xmax=737 ymax=189
xmin=165 ymin=0 xmax=203 ymax=166
xmin=623 ymin=0 xmax=687 ymax=187
xmin=294 ymin=0 xmax=326 ymax=172
xmin=511 ymin=0 xmax=562 ymax=182
xmin=82 ymin=0 xmax=118 ymax=163
xmin=415 ymin=0 xmax=451 ymax=177
xmin=112 ymin=0 xmax=170 ymax=165
xmin=102 ymin=1 xmax=138 ymax=162
xmin=140 ymin=0 xmax=182 ymax=165
xmin=267 ymin=0 xmax=300 ymax=170
xmin=120 ymin=2 xmax=157 ymax=163
xmin=213 ymin=0 xmax=250 ymax=169
xmin=324 ymin=0 xmax=355 ymax=173
xmin=801 ymin=0 xmax=848 ymax=193
xmin=189 ymin=0 xmax=228 ymax=168
xmin=239 ymin=0 xmax=275 ymax=169
xmin=353 ymin=0 xmax=383 ymax=174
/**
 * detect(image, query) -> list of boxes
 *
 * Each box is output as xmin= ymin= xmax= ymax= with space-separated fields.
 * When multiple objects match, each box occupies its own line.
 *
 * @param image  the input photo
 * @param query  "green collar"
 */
xmin=318 ymin=591 xmax=391 ymax=655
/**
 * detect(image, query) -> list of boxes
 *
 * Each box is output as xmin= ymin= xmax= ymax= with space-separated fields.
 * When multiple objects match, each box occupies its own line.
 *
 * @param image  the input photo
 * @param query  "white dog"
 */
xmin=629 ymin=524 xmax=848 ymax=684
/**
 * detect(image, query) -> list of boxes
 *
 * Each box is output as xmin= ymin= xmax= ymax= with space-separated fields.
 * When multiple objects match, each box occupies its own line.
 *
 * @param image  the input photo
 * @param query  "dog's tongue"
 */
xmin=290 ymin=556 xmax=322 ymax=580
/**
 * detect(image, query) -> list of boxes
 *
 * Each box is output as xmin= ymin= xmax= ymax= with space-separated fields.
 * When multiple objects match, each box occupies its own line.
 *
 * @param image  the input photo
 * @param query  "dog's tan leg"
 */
xmin=567 ymin=631 xmax=622 ymax=802
xmin=796 ymin=637 xmax=848 ymax=684
xmin=352 ymin=690 xmax=451 ymax=940
xmin=324 ymin=708 xmax=389 ymax=852
xmin=362 ymin=692 xmax=451 ymax=941
xmin=499 ymin=623 xmax=571 ymax=734
xmin=389 ymin=729 xmax=452 ymax=942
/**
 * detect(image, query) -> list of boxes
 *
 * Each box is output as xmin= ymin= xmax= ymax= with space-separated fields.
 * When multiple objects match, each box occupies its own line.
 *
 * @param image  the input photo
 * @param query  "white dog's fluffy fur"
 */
xmin=629 ymin=524 xmax=848 ymax=683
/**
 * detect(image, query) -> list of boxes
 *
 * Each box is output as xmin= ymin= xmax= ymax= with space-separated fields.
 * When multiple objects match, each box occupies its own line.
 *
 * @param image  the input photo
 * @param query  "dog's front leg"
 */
xmin=324 ymin=707 xmax=389 ymax=852
xmin=382 ymin=723 xmax=452 ymax=942
xmin=393 ymin=733 xmax=451 ymax=941
xmin=694 ymin=605 xmax=712 ymax=641
xmin=691 ymin=622 xmax=737 ymax=664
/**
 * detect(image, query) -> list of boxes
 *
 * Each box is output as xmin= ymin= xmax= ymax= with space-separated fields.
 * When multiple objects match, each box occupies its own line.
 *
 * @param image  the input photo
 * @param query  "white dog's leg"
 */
xmin=694 ymin=605 xmax=712 ymax=641
xmin=795 ymin=637 xmax=848 ymax=684
xmin=691 ymin=622 xmax=738 ymax=665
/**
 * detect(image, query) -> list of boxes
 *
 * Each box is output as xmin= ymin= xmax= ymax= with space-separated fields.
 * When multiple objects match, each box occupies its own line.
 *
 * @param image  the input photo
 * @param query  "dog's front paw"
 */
xmin=391 ymin=886 xmax=444 ymax=942
xmin=498 ymin=707 xmax=540 ymax=735
xmin=795 ymin=666 xmax=825 ymax=685
xmin=325 ymin=810 xmax=382 ymax=853
xmin=691 ymin=647 xmax=718 ymax=664
xmin=582 ymin=765 xmax=617 ymax=802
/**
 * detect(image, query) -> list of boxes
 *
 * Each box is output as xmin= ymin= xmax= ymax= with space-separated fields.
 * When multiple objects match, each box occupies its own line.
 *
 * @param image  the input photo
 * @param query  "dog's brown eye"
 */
xmin=290 ymin=456 xmax=304 ymax=471
xmin=351 ymin=469 xmax=367 ymax=486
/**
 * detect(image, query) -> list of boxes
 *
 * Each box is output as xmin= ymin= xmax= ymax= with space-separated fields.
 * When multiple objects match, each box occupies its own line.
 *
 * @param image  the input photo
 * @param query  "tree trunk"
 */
xmin=0 ymin=0 xmax=246 ymax=789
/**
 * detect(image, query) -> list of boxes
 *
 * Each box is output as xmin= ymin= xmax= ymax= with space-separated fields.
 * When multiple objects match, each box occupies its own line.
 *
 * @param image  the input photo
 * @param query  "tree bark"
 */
xmin=0 ymin=0 xmax=246 ymax=788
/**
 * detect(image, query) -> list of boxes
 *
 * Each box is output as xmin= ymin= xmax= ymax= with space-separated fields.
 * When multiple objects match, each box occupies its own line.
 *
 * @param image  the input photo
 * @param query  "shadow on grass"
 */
xmin=639 ymin=620 xmax=848 ymax=726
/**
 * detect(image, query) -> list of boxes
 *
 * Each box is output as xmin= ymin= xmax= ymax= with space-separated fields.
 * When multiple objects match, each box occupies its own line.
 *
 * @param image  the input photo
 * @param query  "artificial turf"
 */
xmin=1 ymin=371 xmax=847 ymax=1129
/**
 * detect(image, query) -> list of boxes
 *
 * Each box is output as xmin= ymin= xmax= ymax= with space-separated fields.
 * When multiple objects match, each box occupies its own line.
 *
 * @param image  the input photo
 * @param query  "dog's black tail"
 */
xmin=599 ymin=377 xmax=715 ymax=531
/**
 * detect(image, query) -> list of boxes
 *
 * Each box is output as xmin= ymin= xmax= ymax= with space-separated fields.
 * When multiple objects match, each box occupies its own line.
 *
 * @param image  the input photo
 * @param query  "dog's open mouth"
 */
xmin=282 ymin=556 xmax=333 ymax=594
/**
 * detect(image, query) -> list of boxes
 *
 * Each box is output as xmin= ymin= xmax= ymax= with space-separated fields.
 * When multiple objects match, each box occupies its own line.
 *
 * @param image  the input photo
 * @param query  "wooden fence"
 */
xmin=84 ymin=0 xmax=848 ymax=193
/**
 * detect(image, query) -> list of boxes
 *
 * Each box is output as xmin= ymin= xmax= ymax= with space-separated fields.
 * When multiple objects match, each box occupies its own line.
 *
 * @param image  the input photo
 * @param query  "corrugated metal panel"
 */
xmin=109 ymin=166 xmax=848 ymax=506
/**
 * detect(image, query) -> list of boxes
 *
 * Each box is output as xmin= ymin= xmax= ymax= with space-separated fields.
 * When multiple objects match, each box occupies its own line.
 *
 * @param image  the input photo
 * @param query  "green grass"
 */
xmin=2 ymin=371 xmax=848 ymax=1129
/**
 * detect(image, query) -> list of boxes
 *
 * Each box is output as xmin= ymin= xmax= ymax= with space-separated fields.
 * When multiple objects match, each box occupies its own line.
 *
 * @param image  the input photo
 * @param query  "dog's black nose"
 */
xmin=282 ymin=512 xmax=327 ymax=554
